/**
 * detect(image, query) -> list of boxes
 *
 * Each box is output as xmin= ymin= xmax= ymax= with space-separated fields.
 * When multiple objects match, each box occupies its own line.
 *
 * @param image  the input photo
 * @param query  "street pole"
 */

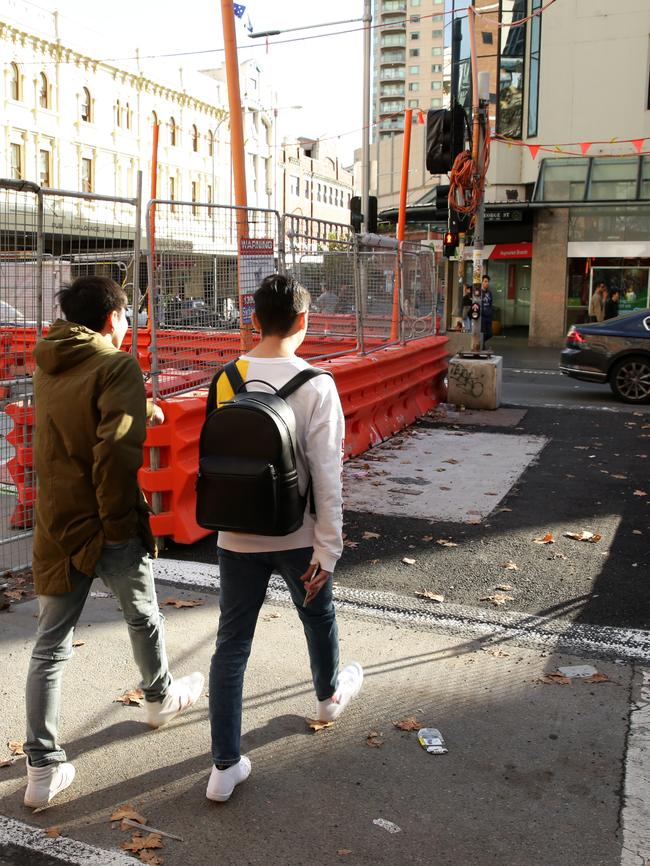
xmin=468 ymin=5 xmax=485 ymax=354
xmin=361 ymin=0 xmax=372 ymax=232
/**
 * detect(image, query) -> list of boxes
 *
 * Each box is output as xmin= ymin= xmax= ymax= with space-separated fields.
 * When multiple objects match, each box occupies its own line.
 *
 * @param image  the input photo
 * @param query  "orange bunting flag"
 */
xmin=417 ymin=110 xmax=425 ymax=125
xmin=632 ymin=139 xmax=645 ymax=154
xmin=579 ymin=142 xmax=592 ymax=155
xmin=528 ymin=144 xmax=540 ymax=159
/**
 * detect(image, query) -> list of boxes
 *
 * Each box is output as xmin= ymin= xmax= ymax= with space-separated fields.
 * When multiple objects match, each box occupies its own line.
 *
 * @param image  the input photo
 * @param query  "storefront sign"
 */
xmin=489 ymin=243 xmax=533 ymax=260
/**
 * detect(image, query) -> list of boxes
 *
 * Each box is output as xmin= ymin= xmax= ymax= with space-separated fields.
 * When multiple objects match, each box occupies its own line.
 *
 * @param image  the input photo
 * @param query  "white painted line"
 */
xmin=621 ymin=669 xmax=650 ymax=866
xmin=0 ymin=815 xmax=134 ymax=865
xmin=155 ymin=558 xmax=650 ymax=664
xmin=508 ymin=368 xmax=562 ymax=376
xmin=341 ymin=428 xmax=547 ymax=523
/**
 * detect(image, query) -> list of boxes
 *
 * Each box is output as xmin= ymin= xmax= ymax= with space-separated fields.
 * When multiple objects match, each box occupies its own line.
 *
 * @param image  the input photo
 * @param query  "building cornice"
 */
xmin=0 ymin=21 xmax=228 ymax=121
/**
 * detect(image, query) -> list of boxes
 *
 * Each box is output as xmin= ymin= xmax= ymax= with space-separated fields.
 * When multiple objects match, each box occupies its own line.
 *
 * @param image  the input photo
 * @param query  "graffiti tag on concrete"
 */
xmin=449 ymin=363 xmax=485 ymax=399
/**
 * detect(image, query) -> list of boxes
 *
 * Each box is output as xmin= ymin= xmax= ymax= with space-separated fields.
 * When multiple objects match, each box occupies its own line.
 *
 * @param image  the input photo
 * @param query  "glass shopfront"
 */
xmin=463 ymin=250 xmax=532 ymax=333
xmin=567 ymin=258 xmax=650 ymax=328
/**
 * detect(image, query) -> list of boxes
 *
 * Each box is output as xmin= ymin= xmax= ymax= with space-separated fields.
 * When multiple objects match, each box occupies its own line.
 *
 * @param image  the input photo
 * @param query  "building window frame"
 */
xmin=10 ymin=63 xmax=20 ymax=101
xmin=191 ymin=124 xmax=200 ymax=153
xmin=207 ymin=129 xmax=214 ymax=157
xmin=10 ymin=142 xmax=23 ymax=180
xmin=496 ymin=0 xmax=527 ymax=139
xmin=39 ymin=148 xmax=51 ymax=187
xmin=169 ymin=117 xmax=178 ymax=146
xmin=80 ymin=87 xmax=92 ymax=122
xmin=81 ymin=156 xmax=93 ymax=193
xmin=39 ymin=72 xmax=49 ymax=109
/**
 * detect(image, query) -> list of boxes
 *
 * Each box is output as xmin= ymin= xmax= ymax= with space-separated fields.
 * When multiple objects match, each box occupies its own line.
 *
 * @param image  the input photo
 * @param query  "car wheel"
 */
xmin=609 ymin=355 xmax=650 ymax=404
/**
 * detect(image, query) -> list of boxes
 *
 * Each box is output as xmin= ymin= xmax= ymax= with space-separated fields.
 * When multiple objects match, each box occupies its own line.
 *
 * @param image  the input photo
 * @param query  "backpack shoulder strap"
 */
xmin=276 ymin=368 xmax=333 ymax=400
xmin=223 ymin=359 xmax=246 ymax=395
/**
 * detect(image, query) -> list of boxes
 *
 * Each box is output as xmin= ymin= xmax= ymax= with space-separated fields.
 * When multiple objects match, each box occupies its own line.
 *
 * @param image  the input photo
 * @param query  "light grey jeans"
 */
xmin=24 ymin=538 xmax=172 ymax=767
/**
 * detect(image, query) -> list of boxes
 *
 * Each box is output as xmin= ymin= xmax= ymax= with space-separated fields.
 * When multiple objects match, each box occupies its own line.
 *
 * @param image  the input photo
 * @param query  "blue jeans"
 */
xmin=210 ymin=546 xmax=339 ymax=767
xmin=24 ymin=538 xmax=172 ymax=767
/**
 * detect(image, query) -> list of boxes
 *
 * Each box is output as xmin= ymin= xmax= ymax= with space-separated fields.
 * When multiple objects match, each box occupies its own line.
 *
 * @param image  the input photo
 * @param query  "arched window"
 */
xmin=80 ymin=87 xmax=91 ymax=122
xmin=169 ymin=117 xmax=177 ymax=146
xmin=39 ymin=72 xmax=48 ymax=108
xmin=116 ymin=99 xmax=121 ymax=127
xmin=10 ymin=63 xmax=20 ymax=101
xmin=191 ymin=124 xmax=199 ymax=153
xmin=207 ymin=129 xmax=214 ymax=157
xmin=125 ymin=102 xmax=131 ymax=130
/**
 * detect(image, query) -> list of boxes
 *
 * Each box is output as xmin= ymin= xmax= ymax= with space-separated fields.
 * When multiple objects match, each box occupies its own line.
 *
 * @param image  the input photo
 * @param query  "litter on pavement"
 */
xmin=417 ymin=727 xmax=448 ymax=755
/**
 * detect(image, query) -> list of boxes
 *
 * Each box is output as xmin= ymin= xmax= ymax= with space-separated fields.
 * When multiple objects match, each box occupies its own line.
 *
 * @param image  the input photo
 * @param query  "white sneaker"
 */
xmin=206 ymin=756 xmax=252 ymax=802
xmin=145 ymin=672 xmax=205 ymax=729
xmin=316 ymin=662 xmax=364 ymax=722
xmin=24 ymin=761 xmax=76 ymax=809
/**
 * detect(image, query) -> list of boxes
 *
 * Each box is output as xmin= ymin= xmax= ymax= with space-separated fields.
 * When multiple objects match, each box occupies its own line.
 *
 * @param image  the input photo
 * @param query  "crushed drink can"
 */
xmin=418 ymin=727 xmax=448 ymax=755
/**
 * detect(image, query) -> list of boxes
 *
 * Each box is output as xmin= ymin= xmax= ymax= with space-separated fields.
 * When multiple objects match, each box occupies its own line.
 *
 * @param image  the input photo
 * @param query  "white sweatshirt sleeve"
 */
xmin=304 ymin=378 xmax=345 ymax=573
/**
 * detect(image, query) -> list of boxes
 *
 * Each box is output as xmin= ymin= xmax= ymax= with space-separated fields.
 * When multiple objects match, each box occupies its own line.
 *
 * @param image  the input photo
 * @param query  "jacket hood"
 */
xmin=34 ymin=319 xmax=115 ymax=374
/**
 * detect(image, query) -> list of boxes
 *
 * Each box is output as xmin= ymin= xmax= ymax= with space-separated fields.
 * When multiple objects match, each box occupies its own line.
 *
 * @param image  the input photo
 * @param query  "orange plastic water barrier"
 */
xmin=140 ymin=335 xmax=448 ymax=544
xmin=4 ymin=401 xmax=35 ymax=530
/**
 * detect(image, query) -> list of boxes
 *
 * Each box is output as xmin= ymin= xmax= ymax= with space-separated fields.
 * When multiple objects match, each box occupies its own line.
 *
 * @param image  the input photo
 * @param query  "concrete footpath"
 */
xmin=0 ymin=581 xmax=648 ymax=866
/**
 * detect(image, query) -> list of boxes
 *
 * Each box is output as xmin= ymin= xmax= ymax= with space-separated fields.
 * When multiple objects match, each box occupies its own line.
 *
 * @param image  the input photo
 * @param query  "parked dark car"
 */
xmin=560 ymin=309 xmax=650 ymax=404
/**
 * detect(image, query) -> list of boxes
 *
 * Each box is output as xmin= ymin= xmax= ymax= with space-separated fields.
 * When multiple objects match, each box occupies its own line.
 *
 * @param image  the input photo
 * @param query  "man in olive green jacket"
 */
xmin=24 ymin=276 xmax=203 ymax=810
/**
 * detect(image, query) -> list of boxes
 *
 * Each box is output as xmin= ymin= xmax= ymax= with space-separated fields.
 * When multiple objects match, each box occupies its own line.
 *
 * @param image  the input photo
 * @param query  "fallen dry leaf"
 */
xmin=393 ymin=717 xmax=421 ymax=732
xmin=633 ymin=490 xmax=647 ymax=497
xmin=337 ymin=850 xmax=352 ymax=856
xmin=305 ymin=718 xmax=334 ymax=733
xmin=443 ymin=458 xmax=459 ymax=465
xmin=484 ymin=648 xmax=510 ymax=658
xmin=139 ymin=850 xmax=164 ymax=865
xmin=44 ymin=827 xmax=61 ymax=838
xmin=436 ymin=539 xmax=457 ymax=547
xmin=480 ymin=593 xmax=513 ymax=607
xmin=366 ymin=731 xmax=384 ymax=748
xmin=498 ymin=507 xmax=513 ymax=513
xmin=7 ymin=741 xmax=25 ymax=757
xmin=563 ymin=531 xmax=602 ymax=543
xmin=111 ymin=804 xmax=147 ymax=825
xmin=362 ymin=531 xmax=380 ymax=540
xmin=500 ymin=561 xmax=518 ymax=571
xmin=533 ymin=532 xmax=554 ymax=545
xmin=415 ymin=590 xmax=444 ymax=603
xmin=162 ymin=598 xmax=203 ymax=609
xmin=121 ymin=833 xmax=163 ymax=854
xmin=583 ymin=672 xmax=610 ymax=684
xmin=495 ymin=583 xmax=513 ymax=592
xmin=369 ymin=558 xmax=380 ymax=565
xmin=611 ymin=474 xmax=627 ymax=480
xmin=540 ymin=673 xmax=571 ymax=685
xmin=72 ymin=640 xmax=85 ymax=648
xmin=343 ymin=540 xmax=359 ymax=549
xmin=113 ymin=689 xmax=145 ymax=707
xmin=0 ymin=759 xmax=16 ymax=768
xmin=402 ymin=557 xmax=416 ymax=565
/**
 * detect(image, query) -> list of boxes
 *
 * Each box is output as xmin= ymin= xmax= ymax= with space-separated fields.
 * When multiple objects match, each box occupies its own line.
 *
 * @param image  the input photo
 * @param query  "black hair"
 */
xmin=482 ymin=274 xmax=491 ymax=282
xmin=254 ymin=273 xmax=310 ymax=336
xmin=57 ymin=275 xmax=128 ymax=332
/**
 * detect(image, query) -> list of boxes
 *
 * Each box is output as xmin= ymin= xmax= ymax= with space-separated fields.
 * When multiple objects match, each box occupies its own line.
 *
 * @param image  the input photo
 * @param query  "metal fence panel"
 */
xmin=0 ymin=180 xmax=142 ymax=574
xmin=146 ymin=199 xmax=282 ymax=399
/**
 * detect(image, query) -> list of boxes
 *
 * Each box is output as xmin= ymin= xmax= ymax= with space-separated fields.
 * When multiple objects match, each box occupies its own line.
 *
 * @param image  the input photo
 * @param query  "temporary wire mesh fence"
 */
xmin=146 ymin=200 xmax=281 ymax=399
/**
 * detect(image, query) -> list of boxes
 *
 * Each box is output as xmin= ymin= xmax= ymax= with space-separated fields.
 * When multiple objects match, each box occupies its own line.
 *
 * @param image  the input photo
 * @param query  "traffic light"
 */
xmin=350 ymin=195 xmax=378 ymax=233
xmin=443 ymin=230 xmax=458 ymax=258
xmin=350 ymin=196 xmax=362 ymax=233
xmin=425 ymin=105 xmax=467 ymax=175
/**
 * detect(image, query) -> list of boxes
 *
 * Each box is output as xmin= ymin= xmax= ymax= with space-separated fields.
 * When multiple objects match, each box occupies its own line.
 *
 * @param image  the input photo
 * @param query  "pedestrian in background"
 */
xmin=461 ymin=284 xmax=472 ymax=331
xmin=589 ymin=282 xmax=606 ymax=322
xmin=604 ymin=289 xmax=620 ymax=320
xmin=24 ymin=276 xmax=203 ymax=809
xmin=481 ymin=274 xmax=493 ymax=346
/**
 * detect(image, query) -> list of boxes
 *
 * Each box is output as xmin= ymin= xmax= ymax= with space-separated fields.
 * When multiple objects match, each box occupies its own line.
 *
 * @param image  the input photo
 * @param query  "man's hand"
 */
xmin=299 ymin=561 xmax=331 ymax=606
xmin=149 ymin=403 xmax=165 ymax=426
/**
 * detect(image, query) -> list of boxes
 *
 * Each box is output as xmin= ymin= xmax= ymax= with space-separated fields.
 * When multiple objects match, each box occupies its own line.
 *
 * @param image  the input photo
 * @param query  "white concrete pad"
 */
xmin=342 ymin=428 xmax=547 ymax=522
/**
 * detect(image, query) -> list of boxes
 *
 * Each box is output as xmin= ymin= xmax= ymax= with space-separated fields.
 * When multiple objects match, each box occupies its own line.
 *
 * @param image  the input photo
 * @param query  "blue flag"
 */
xmin=233 ymin=3 xmax=245 ymax=18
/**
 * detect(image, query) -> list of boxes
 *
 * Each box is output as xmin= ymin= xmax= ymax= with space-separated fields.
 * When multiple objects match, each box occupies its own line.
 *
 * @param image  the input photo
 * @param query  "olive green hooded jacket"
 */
xmin=32 ymin=320 xmax=155 ymax=595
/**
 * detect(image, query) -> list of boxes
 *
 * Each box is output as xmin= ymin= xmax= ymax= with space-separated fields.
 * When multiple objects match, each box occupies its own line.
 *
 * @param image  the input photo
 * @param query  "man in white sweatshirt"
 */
xmin=205 ymin=274 xmax=363 ymax=803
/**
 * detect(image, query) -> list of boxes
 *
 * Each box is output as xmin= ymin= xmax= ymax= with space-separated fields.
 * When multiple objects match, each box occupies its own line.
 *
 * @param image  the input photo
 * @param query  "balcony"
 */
xmin=380 ymin=33 xmax=406 ymax=47
xmin=380 ymin=84 xmax=405 ymax=97
xmin=380 ymin=117 xmax=405 ymax=133
xmin=380 ymin=65 xmax=406 ymax=80
xmin=379 ymin=100 xmax=405 ymax=115
xmin=381 ymin=0 xmax=406 ymax=11
xmin=380 ymin=49 xmax=406 ymax=66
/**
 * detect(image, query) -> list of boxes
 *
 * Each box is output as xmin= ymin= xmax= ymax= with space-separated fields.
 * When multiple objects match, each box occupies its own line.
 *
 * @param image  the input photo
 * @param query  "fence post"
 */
xmin=131 ymin=171 xmax=143 ymax=360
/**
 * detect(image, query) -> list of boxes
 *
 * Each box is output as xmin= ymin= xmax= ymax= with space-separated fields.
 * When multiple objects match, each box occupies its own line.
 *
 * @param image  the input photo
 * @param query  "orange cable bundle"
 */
xmin=448 ymin=128 xmax=491 ymax=216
